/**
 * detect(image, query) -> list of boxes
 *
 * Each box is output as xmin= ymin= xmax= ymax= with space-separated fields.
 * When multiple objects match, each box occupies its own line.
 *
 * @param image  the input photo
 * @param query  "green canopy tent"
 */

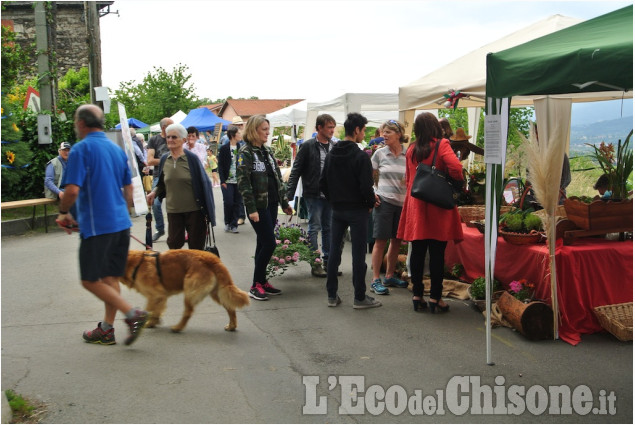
xmin=482 ymin=5 xmax=632 ymax=361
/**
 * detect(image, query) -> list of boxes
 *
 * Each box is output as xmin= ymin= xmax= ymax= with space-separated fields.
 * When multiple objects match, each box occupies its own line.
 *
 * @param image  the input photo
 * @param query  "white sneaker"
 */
xmin=353 ymin=295 xmax=382 ymax=309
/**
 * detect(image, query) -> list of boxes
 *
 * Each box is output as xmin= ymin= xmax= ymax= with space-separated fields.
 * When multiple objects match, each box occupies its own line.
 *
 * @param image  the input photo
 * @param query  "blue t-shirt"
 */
xmin=62 ymin=131 xmax=132 ymax=238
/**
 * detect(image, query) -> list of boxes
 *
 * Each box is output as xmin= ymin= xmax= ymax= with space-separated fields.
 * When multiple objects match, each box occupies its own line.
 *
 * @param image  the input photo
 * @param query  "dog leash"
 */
xmin=131 ymin=234 xmax=151 ymax=250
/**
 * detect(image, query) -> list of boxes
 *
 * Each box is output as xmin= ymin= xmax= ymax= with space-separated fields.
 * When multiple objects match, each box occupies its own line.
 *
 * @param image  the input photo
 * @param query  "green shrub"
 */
xmin=523 ymin=214 xmax=543 ymax=232
xmin=504 ymin=214 xmax=524 ymax=232
xmin=470 ymin=276 xmax=502 ymax=300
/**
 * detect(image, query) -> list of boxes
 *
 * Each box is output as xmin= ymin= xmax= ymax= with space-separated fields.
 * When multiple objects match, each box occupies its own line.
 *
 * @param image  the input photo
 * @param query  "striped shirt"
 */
xmin=371 ymin=144 xmax=407 ymax=206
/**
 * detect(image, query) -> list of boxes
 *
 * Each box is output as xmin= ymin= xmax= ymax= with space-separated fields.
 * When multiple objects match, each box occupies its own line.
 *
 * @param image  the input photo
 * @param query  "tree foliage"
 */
xmin=113 ymin=64 xmax=201 ymax=124
xmin=2 ymin=24 xmax=34 ymax=201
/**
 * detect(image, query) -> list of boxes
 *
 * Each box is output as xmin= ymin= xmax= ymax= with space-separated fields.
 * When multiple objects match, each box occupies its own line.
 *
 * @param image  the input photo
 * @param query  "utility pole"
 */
xmin=85 ymin=1 xmax=103 ymax=106
xmin=34 ymin=2 xmax=53 ymax=112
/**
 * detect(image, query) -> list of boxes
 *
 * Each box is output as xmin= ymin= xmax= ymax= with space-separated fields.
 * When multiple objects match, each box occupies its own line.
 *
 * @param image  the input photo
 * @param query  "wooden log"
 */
xmin=497 ymin=291 xmax=554 ymax=340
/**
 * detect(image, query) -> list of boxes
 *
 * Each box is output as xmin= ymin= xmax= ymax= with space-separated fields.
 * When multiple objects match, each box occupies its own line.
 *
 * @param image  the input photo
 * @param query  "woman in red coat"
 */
xmin=397 ymin=112 xmax=464 ymax=313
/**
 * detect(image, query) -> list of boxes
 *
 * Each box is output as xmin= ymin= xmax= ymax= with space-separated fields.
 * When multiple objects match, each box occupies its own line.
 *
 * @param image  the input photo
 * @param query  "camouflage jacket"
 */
xmin=236 ymin=143 xmax=289 ymax=214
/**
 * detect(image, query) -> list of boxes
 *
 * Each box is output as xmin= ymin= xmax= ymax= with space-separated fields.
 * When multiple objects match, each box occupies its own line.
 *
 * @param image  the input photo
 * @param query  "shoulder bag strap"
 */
xmin=430 ymin=139 xmax=441 ymax=169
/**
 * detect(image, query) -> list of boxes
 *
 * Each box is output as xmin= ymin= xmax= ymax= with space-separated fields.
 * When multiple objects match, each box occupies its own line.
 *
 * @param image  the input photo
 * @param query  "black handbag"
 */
xmin=410 ymin=139 xmax=460 ymax=209
xmin=204 ymin=220 xmax=220 ymax=257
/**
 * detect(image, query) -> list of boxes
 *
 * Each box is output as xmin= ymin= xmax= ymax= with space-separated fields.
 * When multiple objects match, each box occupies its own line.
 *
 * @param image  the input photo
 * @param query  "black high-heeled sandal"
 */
xmin=412 ymin=297 xmax=428 ymax=312
xmin=429 ymin=298 xmax=449 ymax=314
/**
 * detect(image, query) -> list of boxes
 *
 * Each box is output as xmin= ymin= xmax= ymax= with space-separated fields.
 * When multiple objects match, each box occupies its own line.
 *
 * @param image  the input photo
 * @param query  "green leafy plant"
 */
xmin=271 ymin=135 xmax=292 ymax=167
xmin=499 ymin=207 xmax=543 ymax=233
xmin=470 ymin=276 xmax=502 ymax=300
xmin=451 ymin=263 xmax=464 ymax=279
xmin=267 ymin=222 xmax=320 ymax=279
xmin=586 ymin=131 xmax=633 ymax=200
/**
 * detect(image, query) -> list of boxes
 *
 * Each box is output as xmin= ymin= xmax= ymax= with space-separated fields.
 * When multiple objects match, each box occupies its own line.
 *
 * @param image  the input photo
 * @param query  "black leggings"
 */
xmin=248 ymin=201 xmax=278 ymax=285
xmin=410 ymin=239 xmax=447 ymax=300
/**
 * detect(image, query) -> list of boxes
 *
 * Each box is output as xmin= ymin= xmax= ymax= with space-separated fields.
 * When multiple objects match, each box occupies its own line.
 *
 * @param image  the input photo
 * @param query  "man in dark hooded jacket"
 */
xmin=320 ymin=113 xmax=381 ymax=310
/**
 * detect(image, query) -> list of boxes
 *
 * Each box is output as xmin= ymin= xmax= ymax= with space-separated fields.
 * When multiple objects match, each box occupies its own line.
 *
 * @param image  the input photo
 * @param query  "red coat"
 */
xmin=397 ymin=138 xmax=464 ymax=243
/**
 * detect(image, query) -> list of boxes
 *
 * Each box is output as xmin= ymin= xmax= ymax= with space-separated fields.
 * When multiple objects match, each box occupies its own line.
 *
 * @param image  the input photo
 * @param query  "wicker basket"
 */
xmin=593 ymin=302 xmax=633 ymax=341
xmin=458 ymin=206 xmax=485 ymax=223
xmin=500 ymin=230 xmax=543 ymax=245
xmin=459 ymin=205 xmax=513 ymax=223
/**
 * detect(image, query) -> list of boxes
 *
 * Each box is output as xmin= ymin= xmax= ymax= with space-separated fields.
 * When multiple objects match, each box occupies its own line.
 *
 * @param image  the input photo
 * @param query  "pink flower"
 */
xmin=286 ymin=256 xmax=292 ymax=262
xmin=314 ymin=258 xmax=322 ymax=264
xmin=279 ymin=259 xmax=285 ymax=264
xmin=276 ymin=240 xmax=281 ymax=244
xmin=509 ymin=280 xmax=522 ymax=293
xmin=282 ymin=244 xmax=288 ymax=249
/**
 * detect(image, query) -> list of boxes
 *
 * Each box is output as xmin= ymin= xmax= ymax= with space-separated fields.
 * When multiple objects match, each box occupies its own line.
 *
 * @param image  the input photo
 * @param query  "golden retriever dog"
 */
xmin=120 ymin=250 xmax=249 ymax=332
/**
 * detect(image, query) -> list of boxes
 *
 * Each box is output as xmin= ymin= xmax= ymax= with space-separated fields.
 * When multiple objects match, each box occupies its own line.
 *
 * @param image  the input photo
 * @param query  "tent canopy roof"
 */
xmin=399 ymin=14 xmax=582 ymax=111
xmin=180 ymin=107 xmax=231 ymax=132
xmin=486 ymin=5 xmax=633 ymax=100
xmin=115 ymin=117 xmax=148 ymax=129
xmin=267 ymin=100 xmax=309 ymax=127
xmin=306 ymin=93 xmax=399 ymax=127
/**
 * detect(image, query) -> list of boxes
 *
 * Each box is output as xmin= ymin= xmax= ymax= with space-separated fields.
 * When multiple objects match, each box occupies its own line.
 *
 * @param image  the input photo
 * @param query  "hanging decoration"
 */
xmin=443 ymin=89 xmax=467 ymax=110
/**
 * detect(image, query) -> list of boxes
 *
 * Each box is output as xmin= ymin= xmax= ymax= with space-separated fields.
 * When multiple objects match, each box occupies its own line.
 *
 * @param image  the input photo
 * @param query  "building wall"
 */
xmin=2 ymin=2 xmax=111 ymax=76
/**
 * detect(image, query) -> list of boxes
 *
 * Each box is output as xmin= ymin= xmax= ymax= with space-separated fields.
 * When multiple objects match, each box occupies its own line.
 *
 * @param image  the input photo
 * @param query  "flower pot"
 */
xmin=468 ymin=287 xmax=504 ymax=312
xmin=563 ymin=197 xmax=633 ymax=231
xmin=497 ymin=291 xmax=553 ymax=340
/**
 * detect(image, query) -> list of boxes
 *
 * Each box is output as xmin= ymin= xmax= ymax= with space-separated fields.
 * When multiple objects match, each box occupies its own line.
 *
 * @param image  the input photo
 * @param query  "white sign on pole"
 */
xmin=484 ymin=115 xmax=503 ymax=164
xmin=118 ymin=103 xmax=148 ymax=216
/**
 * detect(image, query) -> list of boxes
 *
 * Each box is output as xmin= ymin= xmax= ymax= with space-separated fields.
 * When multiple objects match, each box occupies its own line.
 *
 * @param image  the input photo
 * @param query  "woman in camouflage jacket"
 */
xmin=236 ymin=115 xmax=293 ymax=301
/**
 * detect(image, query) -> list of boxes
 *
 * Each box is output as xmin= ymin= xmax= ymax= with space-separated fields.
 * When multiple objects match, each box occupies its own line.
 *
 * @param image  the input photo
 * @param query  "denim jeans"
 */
xmin=248 ymin=201 xmax=278 ymax=285
xmin=410 ymin=239 xmax=447 ymax=300
xmin=326 ymin=208 xmax=369 ymax=301
xmin=152 ymin=176 xmax=164 ymax=233
xmin=304 ymin=196 xmax=332 ymax=262
xmin=221 ymin=183 xmax=242 ymax=227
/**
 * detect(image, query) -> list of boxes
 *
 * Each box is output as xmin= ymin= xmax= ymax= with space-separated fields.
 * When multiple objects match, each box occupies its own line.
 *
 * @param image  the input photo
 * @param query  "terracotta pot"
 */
xmin=497 ymin=291 xmax=553 ymax=340
xmin=564 ymin=197 xmax=633 ymax=231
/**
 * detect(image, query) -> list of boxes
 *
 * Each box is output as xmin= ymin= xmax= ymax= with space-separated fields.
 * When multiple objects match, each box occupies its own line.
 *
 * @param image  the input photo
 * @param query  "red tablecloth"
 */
xmin=445 ymin=224 xmax=633 ymax=345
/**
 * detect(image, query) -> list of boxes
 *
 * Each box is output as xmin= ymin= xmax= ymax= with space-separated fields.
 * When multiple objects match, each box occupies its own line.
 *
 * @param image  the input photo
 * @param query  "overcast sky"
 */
xmin=99 ymin=0 xmax=631 ymax=106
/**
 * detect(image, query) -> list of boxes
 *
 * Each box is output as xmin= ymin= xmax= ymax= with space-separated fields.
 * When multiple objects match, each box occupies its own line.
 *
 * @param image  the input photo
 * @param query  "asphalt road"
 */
xmin=1 ymin=187 xmax=632 ymax=423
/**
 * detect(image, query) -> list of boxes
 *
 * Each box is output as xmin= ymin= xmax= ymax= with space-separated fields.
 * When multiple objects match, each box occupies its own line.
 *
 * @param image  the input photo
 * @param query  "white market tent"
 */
xmin=267 ymin=93 xmax=399 ymax=141
xmin=148 ymin=110 xmax=187 ymax=132
xmin=398 ymin=14 xmax=583 ymax=140
xmin=267 ymin=100 xmax=309 ymax=128
xmin=306 ymin=92 xmax=399 ymax=130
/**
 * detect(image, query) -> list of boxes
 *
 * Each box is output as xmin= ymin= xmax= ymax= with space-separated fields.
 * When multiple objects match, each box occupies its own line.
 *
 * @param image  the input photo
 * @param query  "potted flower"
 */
xmin=498 ymin=208 xmax=543 ymax=244
xmin=468 ymin=276 xmax=502 ymax=311
xmin=507 ymin=279 xmax=535 ymax=303
xmin=266 ymin=222 xmax=321 ymax=279
xmin=564 ymin=132 xmax=633 ymax=232
xmin=498 ymin=279 xmax=553 ymax=340
xmin=467 ymin=162 xmax=486 ymax=204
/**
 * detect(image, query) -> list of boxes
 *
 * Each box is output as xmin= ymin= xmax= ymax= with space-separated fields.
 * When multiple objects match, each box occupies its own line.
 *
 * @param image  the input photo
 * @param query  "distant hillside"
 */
xmin=570 ymin=116 xmax=633 ymax=155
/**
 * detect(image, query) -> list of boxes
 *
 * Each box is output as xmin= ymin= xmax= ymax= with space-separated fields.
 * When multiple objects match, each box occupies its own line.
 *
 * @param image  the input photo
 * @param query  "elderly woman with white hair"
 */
xmin=147 ymin=123 xmax=216 ymax=250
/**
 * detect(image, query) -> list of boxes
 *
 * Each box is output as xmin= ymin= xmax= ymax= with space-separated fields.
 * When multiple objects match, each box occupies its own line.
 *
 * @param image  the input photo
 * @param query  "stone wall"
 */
xmin=2 ymin=1 xmax=112 ymax=76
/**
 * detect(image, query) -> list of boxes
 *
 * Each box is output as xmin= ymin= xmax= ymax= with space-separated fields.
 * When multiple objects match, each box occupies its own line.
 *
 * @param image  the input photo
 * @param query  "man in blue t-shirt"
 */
xmin=57 ymin=104 xmax=148 ymax=346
